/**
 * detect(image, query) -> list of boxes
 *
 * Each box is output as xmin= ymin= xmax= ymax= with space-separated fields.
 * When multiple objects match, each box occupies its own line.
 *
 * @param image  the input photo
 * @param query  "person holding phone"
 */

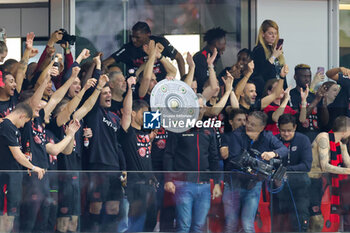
xmin=251 ymin=20 xmax=286 ymax=91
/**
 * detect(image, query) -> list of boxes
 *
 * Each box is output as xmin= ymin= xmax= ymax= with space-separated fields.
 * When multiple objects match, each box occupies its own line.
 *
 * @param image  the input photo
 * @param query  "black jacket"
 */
xmin=275 ymin=132 xmax=313 ymax=172
xmin=164 ymin=127 xmax=220 ymax=183
xmin=222 ymin=126 xmax=289 ymax=171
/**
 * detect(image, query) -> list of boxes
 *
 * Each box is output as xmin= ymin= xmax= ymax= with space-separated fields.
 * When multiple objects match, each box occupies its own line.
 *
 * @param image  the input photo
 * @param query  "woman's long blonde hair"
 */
xmin=256 ymin=19 xmax=285 ymax=65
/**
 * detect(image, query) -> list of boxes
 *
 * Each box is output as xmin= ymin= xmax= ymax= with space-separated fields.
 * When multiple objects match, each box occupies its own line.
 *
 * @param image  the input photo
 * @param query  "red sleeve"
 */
xmin=64 ymin=52 xmax=74 ymax=70
xmin=285 ymin=105 xmax=297 ymax=115
xmin=34 ymin=45 xmax=50 ymax=73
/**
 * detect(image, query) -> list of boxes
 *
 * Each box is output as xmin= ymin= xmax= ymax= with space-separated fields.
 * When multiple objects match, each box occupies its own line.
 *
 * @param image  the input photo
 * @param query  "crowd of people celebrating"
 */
xmin=0 ymin=18 xmax=349 ymax=233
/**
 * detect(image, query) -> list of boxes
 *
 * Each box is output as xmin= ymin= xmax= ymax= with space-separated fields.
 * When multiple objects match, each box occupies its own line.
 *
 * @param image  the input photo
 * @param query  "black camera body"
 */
xmin=56 ymin=29 xmax=76 ymax=46
xmin=230 ymin=149 xmax=286 ymax=182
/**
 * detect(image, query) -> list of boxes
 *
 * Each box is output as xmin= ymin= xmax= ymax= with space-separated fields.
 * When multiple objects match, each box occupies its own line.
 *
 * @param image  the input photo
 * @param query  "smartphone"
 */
xmin=317 ymin=67 xmax=325 ymax=75
xmin=276 ymin=39 xmax=284 ymax=49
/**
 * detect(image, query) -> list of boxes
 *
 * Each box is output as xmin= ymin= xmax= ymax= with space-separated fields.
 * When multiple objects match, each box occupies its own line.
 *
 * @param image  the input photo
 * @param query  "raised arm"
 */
xmin=16 ymin=32 xmax=39 ymax=93
xmin=206 ymin=48 xmax=219 ymax=94
xmin=205 ymin=72 xmax=233 ymax=117
xmin=35 ymin=31 xmax=62 ymax=73
xmin=175 ymin=51 xmax=186 ymax=78
xmin=271 ymin=87 xmax=291 ymax=122
xmin=261 ymin=64 xmax=288 ymax=109
xmin=317 ymin=134 xmax=350 ymax=174
xmin=30 ymin=71 xmax=51 ymax=111
xmin=183 ymin=52 xmax=195 ymax=86
xmin=75 ymin=48 xmax=91 ymax=65
xmin=34 ymin=59 xmax=55 ymax=90
xmin=326 ymin=67 xmax=350 ymax=81
xmin=234 ymin=61 xmax=254 ymax=100
xmin=120 ymin=77 xmax=136 ymax=131
xmin=72 ymin=75 xmax=108 ymax=121
xmin=156 ymin=43 xmax=177 ymax=78
xmin=56 ymin=78 xmax=97 ymax=126
xmin=138 ymin=40 xmax=157 ymax=98
xmin=44 ymin=66 xmax=81 ymax=124
xmin=46 ymin=119 xmax=80 ymax=156
xmin=298 ymin=85 xmax=308 ymax=124
xmin=310 ymin=72 xmax=325 ymax=93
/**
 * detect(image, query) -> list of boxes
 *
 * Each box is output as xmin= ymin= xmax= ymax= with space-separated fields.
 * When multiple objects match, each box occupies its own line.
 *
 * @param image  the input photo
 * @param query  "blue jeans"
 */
xmin=222 ymin=181 xmax=262 ymax=233
xmin=174 ymin=181 xmax=211 ymax=233
xmin=117 ymin=196 xmax=129 ymax=232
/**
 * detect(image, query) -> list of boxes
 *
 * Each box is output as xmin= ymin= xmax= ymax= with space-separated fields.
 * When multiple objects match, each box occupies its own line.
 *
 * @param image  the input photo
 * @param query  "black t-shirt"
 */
xmin=151 ymin=127 xmax=168 ymax=171
xmin=251 ymin=44 xmax=277 ymax=82
xmin=47 ymin=117 xmax=84 ymax=171
xmin=119 ymin=126 xmax=153 ymax=183
xmin=239 ymin=98 xmax=262 ymax=114
xmin=325 ymin=83 xmax=349 ymax=131
xmin=45 ymin=129 xmax=59 ymax=171
xmin=0 ymin=91 xmax=18 ymax=118
xmin=109 ymin=99 xmax=123 ymax=118
xmin=0 ymin=118 xmax=22 ymax=170
xmin=21 ymin=109 xmax=49 ymax=169
xmin=338 ymin=73 xmax=350 ymax=117
xmin=193 ymin=46 xmax=220 ymax=93
xmin=290 ymin=88 xmax=320 ymax=141
xmin=111 ymin=35 xmax=178 ymax=81
xmin=133 ymin=83 xmax=151 ymax=104
xmin=85 ymin=105 xmax=125 ymax=170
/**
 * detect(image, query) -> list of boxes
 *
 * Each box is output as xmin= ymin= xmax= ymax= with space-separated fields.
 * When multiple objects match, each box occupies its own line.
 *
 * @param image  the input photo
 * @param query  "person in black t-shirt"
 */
xmin=318 ymin=81 xmax=348 ymax=132
xmin=237 ymin=65 xmax=287 ymax=114
xmin=119 ymin=77 xmax=157 ymax=232
xmin=290 ymin=64 xmax=328 ymax=142
xmin=103 ymin=21 xmax=185 ymax=80
xmin=18 ymin=69 xmax=81 ymax=233
xmin=133 ymin=40 xmax=177 ymax=105
xmin=84 ymin=74 xmax=127 ymax=232
xmin=0 ymin=32 xmax=38 ymax=117
xmin=48 ymin=75 xmax=102 ymax=233
xmin=108 ymin=67 xmax=126 ymax=118
xmin=0 ymin=103 xmax=45 ymax=233
xmin=326 ymin=67 xmax=350 ymax=117
xmin=193 ymin=27 xmax=227 ymax=93
xmin=0 ymin=71 xmax=19 ymax=117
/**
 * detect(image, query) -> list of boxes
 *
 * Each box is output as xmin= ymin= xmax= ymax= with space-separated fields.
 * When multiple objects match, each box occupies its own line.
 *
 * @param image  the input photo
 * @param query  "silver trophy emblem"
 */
xmin=150 ymin=79 xmax=199 ymax=133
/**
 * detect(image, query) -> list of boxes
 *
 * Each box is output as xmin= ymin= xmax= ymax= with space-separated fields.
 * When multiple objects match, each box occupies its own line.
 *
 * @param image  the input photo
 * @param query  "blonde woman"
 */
xmin=251 ymin=20 xmax=286 ymax=86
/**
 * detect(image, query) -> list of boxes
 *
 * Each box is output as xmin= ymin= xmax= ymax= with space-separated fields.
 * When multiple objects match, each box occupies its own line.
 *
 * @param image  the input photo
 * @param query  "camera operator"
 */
xmin=273 ymin=114 xmax=312 ymax=232
xmin=221 ymin=111 xmax=288 ymax=233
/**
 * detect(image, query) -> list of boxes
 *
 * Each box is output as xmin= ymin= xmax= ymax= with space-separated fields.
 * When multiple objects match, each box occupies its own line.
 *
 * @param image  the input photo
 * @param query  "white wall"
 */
xmin=256 ymin=0 xmax=329 ymax=87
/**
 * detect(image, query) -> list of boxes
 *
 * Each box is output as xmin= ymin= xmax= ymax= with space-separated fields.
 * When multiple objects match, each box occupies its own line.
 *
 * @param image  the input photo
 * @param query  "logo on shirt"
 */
xmin=144 ymin=110 xmax=161 ymax=129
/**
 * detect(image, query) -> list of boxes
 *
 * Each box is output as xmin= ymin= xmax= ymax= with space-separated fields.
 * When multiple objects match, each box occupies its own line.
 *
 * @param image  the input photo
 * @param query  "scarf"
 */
xmin=329 ymin=130 xmax=347 ymax=224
